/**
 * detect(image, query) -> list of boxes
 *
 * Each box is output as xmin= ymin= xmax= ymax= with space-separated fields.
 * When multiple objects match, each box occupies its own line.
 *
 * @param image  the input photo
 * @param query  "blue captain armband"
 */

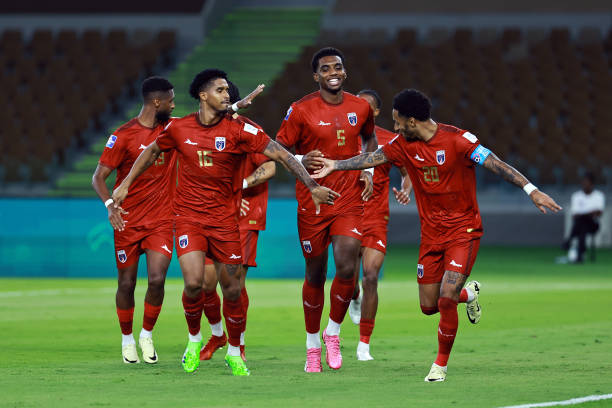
xmin=470 ymin=145 xmax=491 ymax=165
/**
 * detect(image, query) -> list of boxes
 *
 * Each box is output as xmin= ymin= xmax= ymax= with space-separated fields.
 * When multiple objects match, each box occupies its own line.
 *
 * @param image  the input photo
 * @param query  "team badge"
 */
xmin=117 ymin=250 xmax=127 ymax=264
xmin=179 ymin=235 xmax=189 ymax=249
xmin=302 ymin=240 xmax=312 ymax=253
xmin=215 ymin=137 xmax=226 ymax=151
xmin=106 ymin=134 xmax=117 ymax=148
xmin=436 ymin=150 xmax=446 ymax=165
xmin=417 ymin=263 xmax=424 ymax=278
xmin=347 ymin=112 xmax=357 ymax=126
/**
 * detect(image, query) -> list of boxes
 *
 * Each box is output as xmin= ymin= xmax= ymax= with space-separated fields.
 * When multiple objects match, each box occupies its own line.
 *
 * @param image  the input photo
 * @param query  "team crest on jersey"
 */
xmin=302 ymin=240 xmax=312 ymax=253
xmin=347 ymin=112 xmax=357 ymax=126
xmin=417 ymin=263 xmax=424 ymax=278
xmin=215 ymin=137 xmax=226 ymax=151
xmin=436 ymin=150 xmax=446 ymax=165
xmin=106 ymin=134 xmax=117 ymax=148
xmin=179 ymin=235 xmax=189 ymax=249
xmin=117 ymin=250 xmax=127 ymax=264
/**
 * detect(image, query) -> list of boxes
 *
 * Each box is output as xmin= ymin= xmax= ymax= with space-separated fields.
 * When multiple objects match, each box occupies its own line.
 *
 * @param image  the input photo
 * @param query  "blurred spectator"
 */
xmin=562 ymin=172 xmax=605 ymax=263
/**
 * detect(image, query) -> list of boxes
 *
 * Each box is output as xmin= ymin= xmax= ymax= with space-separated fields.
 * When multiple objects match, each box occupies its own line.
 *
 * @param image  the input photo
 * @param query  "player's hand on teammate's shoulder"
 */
xmin=310 ymin=186 xmax=341 ymax=215
xmin=360 ymin=170 xmax=373 ymax=202
xmin=393 ymin=187 xmax=411 ymax=205
xmin=107 ymin=202 xmax=128 ymax=231
xmin=302 ymin=150 xmax=325 ymax=170
xmin=530 ymin=190 xmax=563 ymax=214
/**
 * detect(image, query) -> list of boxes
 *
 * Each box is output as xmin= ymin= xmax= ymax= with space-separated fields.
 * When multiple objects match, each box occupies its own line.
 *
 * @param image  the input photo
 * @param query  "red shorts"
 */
xmin=175 ymin=220 xmax=242 ymax=265
xmin=113 ymin=222 xmax=173 ymax=269
xmin=417 ymin=238 xmax=480 ymax=284
xmin=297 ymin=205 xmax=363 ymax=258
xmin=360 ymin=218 xmax=388 ymax=254
xmin=203 ymin=229 xmax=259 ymax=267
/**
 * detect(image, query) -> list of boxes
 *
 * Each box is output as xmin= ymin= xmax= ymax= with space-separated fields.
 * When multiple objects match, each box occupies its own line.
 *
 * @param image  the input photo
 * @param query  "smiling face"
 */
xmin=313 ymin=55 xmax=346 ymax=94
xmin=199 ymin=78 xmax=230 ymax=113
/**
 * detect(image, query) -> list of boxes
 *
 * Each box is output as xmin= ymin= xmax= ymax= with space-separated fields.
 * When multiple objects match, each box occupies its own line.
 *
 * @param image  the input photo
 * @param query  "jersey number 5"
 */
xmin=197 ymin=150 xmax=213 ymax=167
xmin=423 ymin=166 xmax=439 ymax=182
xmin=337 ymin=129 xmax=345 ymax=146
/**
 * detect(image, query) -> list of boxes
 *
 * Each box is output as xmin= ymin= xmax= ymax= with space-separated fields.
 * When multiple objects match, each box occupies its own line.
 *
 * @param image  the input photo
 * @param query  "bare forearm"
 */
xmin=335 ymin=148 xmax=387 ymax=171
xmin=264 ymin=140 xmax=318 ymax=189
xmin=92 ymin=175 xmax=111 ymax=201
xmin=124 ymin=145 xmax=159 ymax=187
xmin=245 ymin=161 xmax=275 ymax=188
xmin=482 ymin=153 xmax=530 ymax=188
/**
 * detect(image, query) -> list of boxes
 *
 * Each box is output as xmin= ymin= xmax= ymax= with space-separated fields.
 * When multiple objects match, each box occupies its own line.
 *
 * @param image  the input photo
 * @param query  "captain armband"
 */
xmin=470 ymin=145 xmax=491 ymax=166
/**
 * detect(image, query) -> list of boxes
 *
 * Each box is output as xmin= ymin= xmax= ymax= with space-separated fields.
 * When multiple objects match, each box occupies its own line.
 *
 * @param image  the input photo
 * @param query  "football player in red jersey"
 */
xmin=112 ymin=69 xmax=338 ymax=376
xmin=92 ymin=77 xmax=176 ymax=365
xmin=276 ymin=47 xmax=377 ymax=372
xmin=312 ymin=88 xmax=562 ymax=382
xmin=346 ymin=89 xmax=412 ymax=361
xmin=199 ymin=81 xmax=275 ymax=363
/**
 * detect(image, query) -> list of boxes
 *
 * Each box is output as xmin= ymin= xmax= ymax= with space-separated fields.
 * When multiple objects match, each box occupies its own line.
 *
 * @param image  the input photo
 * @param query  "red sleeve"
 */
xmin=381 ymin=135 xmax=403 ymax=167
xmin=238 ymin=121 xmax=272 ymax=153
xmin=155 ymin=120 xmax=178 ymax=152
xmin=99 ymin=133 xmax=125 ymax=170
xmin=455 ymin=130 xmax=480 ymax=160
xmin=275 ymin=104 xmax=302 ymax=148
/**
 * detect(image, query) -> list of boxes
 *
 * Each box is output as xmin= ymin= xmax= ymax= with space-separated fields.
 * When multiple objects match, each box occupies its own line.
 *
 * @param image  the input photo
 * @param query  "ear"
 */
xmin=199 ymin=90 xmax=207 ymax=102
xmin=313 ymin=73 xmax=319 ymax=83
xmin=374 ymin=108 xmax=380 ymax=117
xmin=153 ymin=98 xmax=161 ymax=108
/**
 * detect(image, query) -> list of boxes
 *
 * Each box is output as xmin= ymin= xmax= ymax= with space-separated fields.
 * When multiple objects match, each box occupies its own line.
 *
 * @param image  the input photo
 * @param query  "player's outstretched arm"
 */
xmin=482 ymin=152 xmax=562 ymax=214
xmin=111 ymin=142 xmax=162 ymax=207
xmin=262 ymin=139 xmax=340 ymax=214
xmin=312 ymin=147 xmax=389 ymax=179
xmin=393 ymin=166 xmax=412 ymax=205
xmin=92 ymin=164 xmax=129 ymax=231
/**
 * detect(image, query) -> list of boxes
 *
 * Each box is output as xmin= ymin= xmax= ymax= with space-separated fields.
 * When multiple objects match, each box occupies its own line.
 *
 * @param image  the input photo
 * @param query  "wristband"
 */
xmin=364 ymin=168 xmax=374 ymax=175
xmin=242 ymin=179 xmax=248 ymax=189
xmin=104 ymin=198 xmax=114 ymax=208
xmin=295 ymin=154 xmax=304 ymax=162
xmin=523 ymin=183 xmax=538 ymax=196
xmin=231 ymin=102 xmax=239 ymax=112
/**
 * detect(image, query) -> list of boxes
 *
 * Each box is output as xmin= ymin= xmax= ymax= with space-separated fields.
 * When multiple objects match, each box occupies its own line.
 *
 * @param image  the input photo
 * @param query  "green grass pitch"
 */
xmin=1 ymin=246 xmax=611 ymax=408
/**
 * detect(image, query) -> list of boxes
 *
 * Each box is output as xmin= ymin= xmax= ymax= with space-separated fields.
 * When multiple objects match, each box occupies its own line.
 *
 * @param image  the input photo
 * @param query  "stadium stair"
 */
xmin=49 ymin=7 xmax=323 ymax=197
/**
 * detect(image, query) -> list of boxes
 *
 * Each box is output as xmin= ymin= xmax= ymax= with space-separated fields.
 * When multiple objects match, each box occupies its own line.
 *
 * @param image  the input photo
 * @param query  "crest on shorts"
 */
xmin=436 ymin=150 xmax=446 ymax=165
xmin=347 ymin=112 xmax=357 ymax=126
xmin=179 ymin=235 xmax=189 ymax=249
xmin=215 ymin=137 xmax=226 ymax=151
xmin=302 ymin=240 xmax=312 ymax=253
xmin=417 ymin=263 xmax=424 ymax=278
xmin=117 ymin=250 xmax=127 ymax=264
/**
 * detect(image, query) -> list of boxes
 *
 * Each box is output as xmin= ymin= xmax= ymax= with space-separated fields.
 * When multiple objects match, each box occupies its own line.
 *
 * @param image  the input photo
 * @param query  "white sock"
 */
xmin=188 ymin=332 xmax=202 ymax=343
xmin=306 ymin=332 xmax=321 ymax=349
xmin=139 ymin=328 xmax=152 ymax=339
xmin=464 ymin=288 xmax=475 ymax=302
xmin=325 ymin=318 xmax=341 ymax=336
xmin=432 ymin=362 xmax=447 ymax=370
xmin=357 ymin=341 xmax=369 ymax=351
xmin=227 ymin=345 xmax=241 ymax=356
xmin=240 ymin=332 xmax=245 ymax=346
xmin=122 ymin=334 xmax=135 ymax=346
xmin=210 ymin=321 xmax=223 ymax=337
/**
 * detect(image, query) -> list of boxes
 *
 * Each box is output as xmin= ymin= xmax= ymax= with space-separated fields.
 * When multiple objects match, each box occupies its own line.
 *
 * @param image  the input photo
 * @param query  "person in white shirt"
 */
xmin=563 ymin=172 xmax=605 ymax=263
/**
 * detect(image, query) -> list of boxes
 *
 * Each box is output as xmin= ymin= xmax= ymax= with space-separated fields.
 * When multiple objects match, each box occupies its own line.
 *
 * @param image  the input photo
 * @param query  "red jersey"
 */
xmin=382 ymin=123 xmax=483 ymax=244
xmin=155 ymin=113 xmax=271 ymax=228
xmin=99 ymin=118 xmax=176 ymax=228
xmin=277 ymin=90 xmax=374 ymax=215
xmin=360 ymin=125 xmax=397 ymax=222
xmin=239 ymin=152 xmax=271 ymax=231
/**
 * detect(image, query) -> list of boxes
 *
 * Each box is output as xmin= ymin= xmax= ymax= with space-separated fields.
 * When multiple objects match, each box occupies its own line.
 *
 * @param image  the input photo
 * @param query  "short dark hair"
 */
xmin=392 ymin=89 xmax=431 ymax=121
xmin=584 ymin=171 xmax=595 ymax=183
xmin=189 ymin=69 xmax=227 ymax=100
xmin=142 ymin=76 xmax=173 ymax=99
xmin=311 ymin=47 xmax=345 ymax=73
xmin=358 ymin=89 xmax=382 ymax=110
xmin=227 ymin=80 xmax=241 ymax=104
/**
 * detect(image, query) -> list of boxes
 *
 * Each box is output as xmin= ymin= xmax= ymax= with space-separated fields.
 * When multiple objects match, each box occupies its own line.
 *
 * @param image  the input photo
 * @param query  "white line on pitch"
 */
xmin=498 ymin=393 xmax=612 ymax=408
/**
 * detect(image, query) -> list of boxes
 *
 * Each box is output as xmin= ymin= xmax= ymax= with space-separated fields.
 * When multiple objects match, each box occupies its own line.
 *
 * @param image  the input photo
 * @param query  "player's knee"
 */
xmin=117 ymin=277 xmax=136 ymax=293
xmin=148 ymin=274 xmax=165 ymax=291
xmin=223 ymin=285 xmax=241 ymax=301
xmin=420 ymin=305 xmax=438 ymax=315
xmin=362 ymin=272 xmax=378 ymax=290
xmin=183 ymin=281 xmax=202 ymax=296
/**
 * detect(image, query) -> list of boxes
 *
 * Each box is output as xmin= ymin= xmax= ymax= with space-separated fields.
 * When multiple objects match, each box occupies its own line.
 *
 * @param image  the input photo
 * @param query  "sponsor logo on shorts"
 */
xmin=414 ymin=154 xmax=425 ymax=162
xmin=377 ymin=240 xmax=386 ymax=248
xmin=436 ymin=150 xmax=446 ymax=165
xmin=302 ymin=240 xmax=312 ymax=253
xmin=184 ymin=138 xmax=197 ymax=145
xmin=450 ymin=260 xmax=463 ymax=268
xmin=351 ymin=227 xmax=362 ymax=236
xmin=117 ymin=250 xmax=127 ymax=263
xmin=417 ymin=263 xmax=424 ymax=278
xmin=178 ymin=235 xmax=188 ymax=249
xmin=229 ymin=254 xmax=242 ymax=259
xmin=161 ymin=244 xmax=172 ymax=254
xmin=215 ymin=137 xmax=226 ymax=151
xmin=347 ymin=112 xmax=357 ymax=126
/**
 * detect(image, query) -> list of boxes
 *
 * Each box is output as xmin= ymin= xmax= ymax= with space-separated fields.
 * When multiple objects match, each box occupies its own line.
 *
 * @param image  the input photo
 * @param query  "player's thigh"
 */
xmin=443 ymin=238 xmax=480 ymax=278
xmin=202 ymin=263 xmax=218 ymax=292
xmin=417 ymin=243 xmax=445 ymax=306
xmin=178 ymin=251 xmax=206 ymax=289
xmin=331 ymin=234 xmax=361 ymax=278
xmin=439 ymin=271 xmax=468 ymax=300
xmin=305 ymin=251 xmax=328 ymax=286
xmin=298 ymin=213 xmax=332 ymax=259
xmin=419 ymin=283 xmax=442 ymax=308
xmin=361 ymin=247 xmax=385 ymax=280
xmin=117 ymin=263 xmax=139 ymax=291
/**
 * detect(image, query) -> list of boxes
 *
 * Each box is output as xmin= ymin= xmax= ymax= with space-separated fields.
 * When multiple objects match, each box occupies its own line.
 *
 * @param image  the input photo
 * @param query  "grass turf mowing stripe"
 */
xmin=498 ymin=393 xmax=612 ymax=408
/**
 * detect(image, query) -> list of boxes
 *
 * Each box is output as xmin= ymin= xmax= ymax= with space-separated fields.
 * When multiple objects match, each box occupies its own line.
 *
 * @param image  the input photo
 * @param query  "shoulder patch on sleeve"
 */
xmin=243 ymin=123 xmax=259 ymax=135
xmin=462 ymin=131 xmax=478 ymax=143
xmin=105 ymin=134 xmax=117 ymax=148
xmin=284 ymin=106 xmax=293 ymax=121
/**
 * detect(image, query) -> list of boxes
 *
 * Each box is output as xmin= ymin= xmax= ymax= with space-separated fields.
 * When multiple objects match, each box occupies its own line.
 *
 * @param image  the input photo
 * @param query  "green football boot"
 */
xmin=182 ymin=340 xmax=203 ymax=373
xmin=225 ymin=354 xmax=250 ymax=376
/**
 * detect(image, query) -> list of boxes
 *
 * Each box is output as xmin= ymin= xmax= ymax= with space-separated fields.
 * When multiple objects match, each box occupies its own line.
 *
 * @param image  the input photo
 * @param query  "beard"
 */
xmin=155 ymin=110 xmax=171 ymax=123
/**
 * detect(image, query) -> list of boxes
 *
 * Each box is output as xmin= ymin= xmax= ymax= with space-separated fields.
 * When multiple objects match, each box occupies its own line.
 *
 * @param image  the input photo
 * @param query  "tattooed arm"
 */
xmin=244 ymin=160 xmax=276 ymax=189
xmin=312 ymin=147 xmax=389 ymax=179
xmin=482 ymin=152 xmax=562 ymax=214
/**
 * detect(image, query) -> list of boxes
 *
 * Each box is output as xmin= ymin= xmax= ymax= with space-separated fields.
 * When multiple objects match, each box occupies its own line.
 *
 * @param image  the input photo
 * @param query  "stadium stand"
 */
xmin=0 ymin=28 xmax=176 ymax=187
